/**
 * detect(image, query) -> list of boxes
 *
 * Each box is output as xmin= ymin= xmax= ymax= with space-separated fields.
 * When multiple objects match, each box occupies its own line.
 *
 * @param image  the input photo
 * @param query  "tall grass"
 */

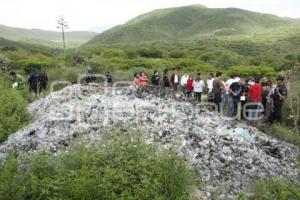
xmin=0 ymin=131 xmax=199 ymax=200
xmin=0 ymin=86 xmax=29 ymax=142
xmin=237 ymin=178 xmax=300 ymax=200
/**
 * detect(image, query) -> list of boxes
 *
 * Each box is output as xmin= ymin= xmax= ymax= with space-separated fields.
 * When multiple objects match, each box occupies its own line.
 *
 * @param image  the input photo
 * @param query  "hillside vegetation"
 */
xmin=86 ymin=4 xmax=299 ymax=45
xmin=0 ymin=24 xmax=97 ymax=48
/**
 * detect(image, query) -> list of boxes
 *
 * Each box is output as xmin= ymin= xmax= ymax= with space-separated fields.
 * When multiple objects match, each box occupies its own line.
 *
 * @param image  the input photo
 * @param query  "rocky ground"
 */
xmin=0 ymin=84 xmax=299 ymax=199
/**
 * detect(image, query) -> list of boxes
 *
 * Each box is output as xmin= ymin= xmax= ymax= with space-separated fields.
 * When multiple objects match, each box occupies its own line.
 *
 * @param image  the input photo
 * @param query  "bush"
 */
xmin=0 ymin=131 xmax=199 ymax=200
xmin=215 ymin=52 xmax=241 ymax=68
xmin=227 ymin=65 xmax=276 ymax=79
xmin=0 ymin=86 xmax=29 ymax=142
xmin=169 ymin=50 xmax=186 ymax=58
xmin=237 ymin=178 xmax=300 ymax=200
xmin=137 ymin=47 xmax=163 ymax=58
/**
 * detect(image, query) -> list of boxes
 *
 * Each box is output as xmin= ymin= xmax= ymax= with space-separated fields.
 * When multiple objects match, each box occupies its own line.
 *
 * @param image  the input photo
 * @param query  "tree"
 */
xmin=57 ymin=16 xmax=69 ymax=56
xmin=286 ymin=63 xmax=300 ymax=135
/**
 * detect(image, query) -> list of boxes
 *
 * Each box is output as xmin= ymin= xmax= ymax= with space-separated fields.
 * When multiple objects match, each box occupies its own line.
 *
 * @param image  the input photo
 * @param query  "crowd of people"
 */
xmin=6 ymin=68 xmax=288 ymax=124
xmin=132 ymin=69 xmax=288 ymax=124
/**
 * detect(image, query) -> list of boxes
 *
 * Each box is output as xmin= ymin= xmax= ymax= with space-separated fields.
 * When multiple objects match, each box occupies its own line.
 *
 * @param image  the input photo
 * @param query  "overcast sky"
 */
xmin=1 ymin=0 xmax=299 ymax=32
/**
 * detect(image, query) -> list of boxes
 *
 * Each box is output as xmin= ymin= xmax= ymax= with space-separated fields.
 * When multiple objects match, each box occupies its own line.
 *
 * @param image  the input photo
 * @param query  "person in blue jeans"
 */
xmin=228 ymin=78 xmax=244 ymax=118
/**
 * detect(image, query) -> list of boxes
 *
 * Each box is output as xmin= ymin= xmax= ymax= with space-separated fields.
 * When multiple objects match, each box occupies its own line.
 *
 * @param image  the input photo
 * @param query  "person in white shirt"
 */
xmin=180 ymin=73 xmax=189 ymax=87
xmin=193 ymin=73 xmax=205 ymax=102
xmin=171 ymin=69 xmax=180 ymax=96
xmin=207 ymin=73 xmax=214 ymax=102
xmin=180 ymin=73 xmax=189 ymax=96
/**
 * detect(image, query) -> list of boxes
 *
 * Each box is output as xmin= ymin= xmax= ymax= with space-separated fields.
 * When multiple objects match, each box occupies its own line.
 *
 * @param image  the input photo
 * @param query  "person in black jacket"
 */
xmin=228 ymin=77 xmax=244 ymax=117
xmin=270 ymin=76 xmax=287 ymax=123
xmin=162 ymin=69 xmax=171 ymax=87
xmin=151 ymin=70 xmax=160 ymax=86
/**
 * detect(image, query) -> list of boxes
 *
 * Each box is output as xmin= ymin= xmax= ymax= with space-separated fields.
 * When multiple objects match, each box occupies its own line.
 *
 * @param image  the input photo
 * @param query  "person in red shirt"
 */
xmin=247 ymin=77 xmax=262 ymax=120
xmin=185 ymin=76 xmax=193 ymax=99
xmin=139 ymin=72 xmax=149 ymax=87
xmin=249 ymin=79 xmax=262 ymax=103
xmin=133 ymin=73 xmax=141 ymax=87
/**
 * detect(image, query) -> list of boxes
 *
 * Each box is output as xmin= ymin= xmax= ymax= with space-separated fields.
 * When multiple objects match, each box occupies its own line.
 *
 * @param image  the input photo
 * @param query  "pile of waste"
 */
xmin=0 ymin=84 xmax=299 ymax=198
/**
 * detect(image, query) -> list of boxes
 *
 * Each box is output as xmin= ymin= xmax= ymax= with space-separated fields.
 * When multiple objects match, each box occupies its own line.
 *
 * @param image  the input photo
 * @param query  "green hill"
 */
xmin=0 ymin=24 xmax=97 ymax=48
xmin=86 ymin=4 xmax=299 ymax=45
xmin=0 ymin=37 xmax=57 ymax=53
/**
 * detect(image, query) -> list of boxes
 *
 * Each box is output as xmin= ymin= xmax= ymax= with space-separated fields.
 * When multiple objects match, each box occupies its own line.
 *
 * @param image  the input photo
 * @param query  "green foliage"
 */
xmin=137 ymin=47 xmax=163 ymax=58
xmin=0 ymin=86 xmax=29 ymax=142
xmin=169 ymin=50 xmax=186 ymax=58
xmin=0 ymin=131 xmax=199 ymax=200
xmin=47 ymin=65 xmax=85 ymax=84
xmin=102 ymin=48 xmax=127 ymax=58
xmin=215 ymin=51 xmax=241 ymax=68
xmin=0 ymin=24 xmax=97 ymax=48
xmin=237 ymin=178 xmax=300 ymax=200
xmin=259 ymin=124 xmax=300 ymax=148
xmin=86 ymin=5 xmax=297 ymax=45
xmin=227 ymin=65 xmax=276 ymax=78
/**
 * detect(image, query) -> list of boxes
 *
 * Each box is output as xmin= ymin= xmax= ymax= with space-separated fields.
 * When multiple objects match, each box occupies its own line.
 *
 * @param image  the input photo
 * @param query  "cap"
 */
xmin=9 ymin=70 xmax=16 ymax=76
xmin=276 ymin=76 xmax=285 ymax=81
xmin=235 ymin=77 xmax=241 ymax=82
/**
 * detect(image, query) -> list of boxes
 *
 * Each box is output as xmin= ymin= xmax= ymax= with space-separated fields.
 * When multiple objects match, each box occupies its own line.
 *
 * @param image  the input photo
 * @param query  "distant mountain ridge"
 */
xmin=0 ymin=24 xmax=97 ymax=48
xmin=85 ymin=4 xmax=300 ymax=46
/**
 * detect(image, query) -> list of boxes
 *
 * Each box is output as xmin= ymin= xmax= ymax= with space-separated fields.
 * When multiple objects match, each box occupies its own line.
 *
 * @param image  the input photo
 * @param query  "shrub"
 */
xmin=137 ymin=47 xmax=163 ymax=58
xmin=102 ymin=48 xmax=127 ymax=58
xmin=0 ymin=131 xmax=199 ymax=200
xmin=0 ymin=86 xmax=29 ymax=142
xmin=227 ymin=65 xmax=276 ymax=79
xmin=237 ymin=178 xmax=300 ymax=200
xmin=169 ymin=50 xmax=186 ymax=58
xmin=215 ymin=52 xmax=240 ymax=68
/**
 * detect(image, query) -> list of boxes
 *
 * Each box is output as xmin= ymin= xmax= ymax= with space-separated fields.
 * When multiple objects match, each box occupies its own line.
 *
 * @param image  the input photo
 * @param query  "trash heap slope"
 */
xmin=0 ymin=84 xmax=299 ymax=197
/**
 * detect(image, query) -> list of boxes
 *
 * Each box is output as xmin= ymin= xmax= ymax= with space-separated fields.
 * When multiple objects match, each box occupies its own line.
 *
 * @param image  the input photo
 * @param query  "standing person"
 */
xmin=133 ymin=73 xmax=143 ymax=98
xmin=9 ymin=71 xmax=25 ymax=90
xmin=264 ymin=81 xmax=276 ymax=123
xmin=207 ymin=73 xmax=215 ymax=102
xmin=105 ymin=72 xmax=112 ymax=86
xmin=151 ymin=70 xmax=160 ymax=86
xmin=180 ymin=73 xmax=189 ymax=87
xmin=228 ymin=77 xmax=244 ymax=118
xmin=180 ymin=73 xmax=189 ymax=96
xmin=185 ymin=76 xmax=193 ymax=99
xmin=170 ymin=69 xmax=179 ymax=97
xmin=39 ymin=71 xmax=48 ymax=95
xmin=133 ymin=73 xmax=141 ymax=88
xmin=225 ymin=75 xmax=235 ymax=114
xmin=240 ymin=80 xmax=248 ymax=120
xmin=212 ymin=72 xmax=224 ymax=113
xmin=270 ymin=76 xmax=288 ymax=123
xmin=162 ymin=69 xmax=171 ymax=98
xmin=163 ymin=69 xmax=171 ymax=88
xmin=261 ymin=80 xmax=271 ymax=112
xmin=248 ymin=77 xmax=262 ymax=121
xmin=28 ymin=70 xmax=39 ymax=95
xmin=139 ymin=72 xmax=149 ymax=87
xmin=193 ymin=73 xmax=205 ymax=102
